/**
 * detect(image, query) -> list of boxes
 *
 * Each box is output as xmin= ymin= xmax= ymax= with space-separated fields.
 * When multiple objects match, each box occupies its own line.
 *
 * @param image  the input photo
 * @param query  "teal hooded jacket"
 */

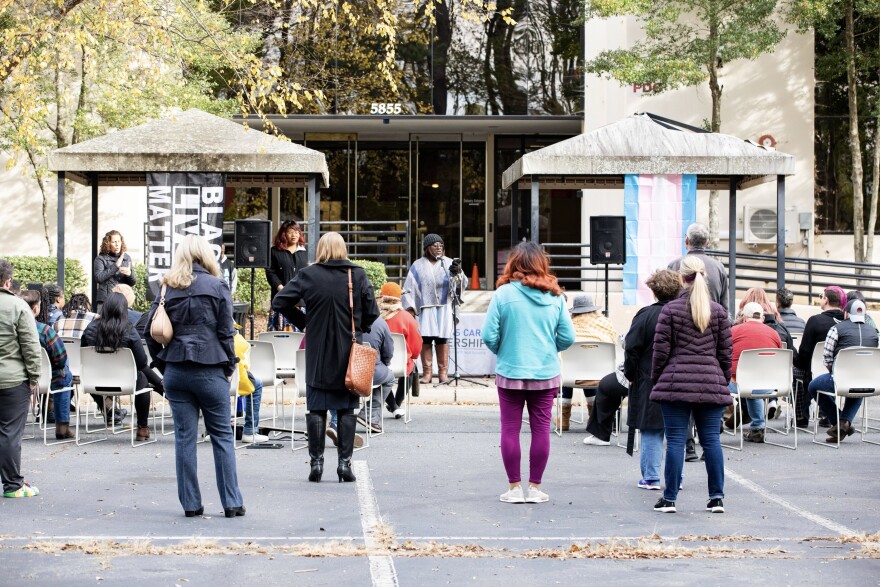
xmin=481 ymin=281 xmax=575 ymax=380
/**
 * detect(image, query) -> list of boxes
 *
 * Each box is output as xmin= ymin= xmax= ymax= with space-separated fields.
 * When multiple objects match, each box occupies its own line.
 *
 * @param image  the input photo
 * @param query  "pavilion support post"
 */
xmin=776 ymin=175 xmax=786 ymax=291
xmin=530 ymin=177 xmax=539 ymax=244
xmin=728 ymin=176 xmax=737 ymax=315
xmin=307 ymin=175 xmax=319 ymax=262
xmin=56 ymin=172 xmax=65 ymax=289
xmin=90 ymin=176 xmax=99 ymax=304
xmin=511 ymin=187 xmax=519 ymax=246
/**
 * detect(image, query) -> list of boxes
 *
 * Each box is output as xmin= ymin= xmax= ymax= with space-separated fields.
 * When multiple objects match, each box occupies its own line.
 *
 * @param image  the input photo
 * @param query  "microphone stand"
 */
xmin=438 ymin=261 xmax=487 ymax=400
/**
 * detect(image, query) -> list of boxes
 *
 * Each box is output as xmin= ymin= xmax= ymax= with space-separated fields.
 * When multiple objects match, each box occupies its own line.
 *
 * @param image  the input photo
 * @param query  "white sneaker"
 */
xmin=526 ymin=486 xmax=549 ymax=503
xmin=242 ymin=433 xmax=268 ymax=443
xmin=499 ymin=485 xmax=526 ymax=504
xmin=393 ymin=408 xmax=405 ymax=419
xmin=582 ymin=435 xmax=610 ymax=446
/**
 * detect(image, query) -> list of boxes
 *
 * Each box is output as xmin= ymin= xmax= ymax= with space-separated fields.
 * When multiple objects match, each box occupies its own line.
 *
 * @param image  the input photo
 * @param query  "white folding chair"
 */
xmin=30 ymin=348 xmax=76 ymax=446
xmin=257 ymin=331 xmax=304 ymax=378
xmin=78 ymin=347 xmax=156 ymax=447
xmin=390 ymin=333 xmax=411 ymax=424
xmin=790 ymin=333 xmax=802 ymax=351
xmin=813 ymin=347 xmax=880 ymax=448
xmin=291 ymin=349 xmax=307 ymax=452
xmin=809 ymin=340 xmax=830 ymax=424
xmin=723 ymin=348 xmax=796 ymax=451
xmin=556 ymin=341 xmax=617 ymax=437
xmin=248 ymin=341 xmax=285 ymax=430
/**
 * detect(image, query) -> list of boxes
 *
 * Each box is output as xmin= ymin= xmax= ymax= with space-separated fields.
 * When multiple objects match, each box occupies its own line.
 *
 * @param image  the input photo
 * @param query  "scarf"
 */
xmin=379 ymin=295 xmax=403 ymax=320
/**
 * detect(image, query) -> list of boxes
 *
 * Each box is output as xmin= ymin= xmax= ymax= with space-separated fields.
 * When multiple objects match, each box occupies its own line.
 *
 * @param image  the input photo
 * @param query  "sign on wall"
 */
xmin=417 ymin=312 xmax=496 ymax=377
xmin=145 ymin=172 xmax=226 ymax=298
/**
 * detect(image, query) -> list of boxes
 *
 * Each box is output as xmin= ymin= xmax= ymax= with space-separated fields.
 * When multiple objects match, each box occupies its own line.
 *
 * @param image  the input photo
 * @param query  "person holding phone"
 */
xmin=94 ymin=230 xmax=136 ymax=312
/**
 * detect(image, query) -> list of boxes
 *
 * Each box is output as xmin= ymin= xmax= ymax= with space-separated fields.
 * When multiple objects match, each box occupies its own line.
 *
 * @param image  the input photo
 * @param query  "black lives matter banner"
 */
xmin=146 ymin=173 xmax=225 ymax=298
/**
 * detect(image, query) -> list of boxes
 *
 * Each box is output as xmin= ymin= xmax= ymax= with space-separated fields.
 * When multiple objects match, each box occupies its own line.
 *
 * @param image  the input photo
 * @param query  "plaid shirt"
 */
xmin=53 ymin=311 xmax=98 ymax=339
xmin=36 ymin=321 xmax=70 ymax=390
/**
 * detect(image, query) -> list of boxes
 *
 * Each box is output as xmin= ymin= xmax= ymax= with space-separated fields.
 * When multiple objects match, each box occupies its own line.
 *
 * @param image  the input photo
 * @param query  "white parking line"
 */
xmin=726 ymin=468 xmax=859 ymax=537
xmin=353 ymin=460 xmax=399 ymax=587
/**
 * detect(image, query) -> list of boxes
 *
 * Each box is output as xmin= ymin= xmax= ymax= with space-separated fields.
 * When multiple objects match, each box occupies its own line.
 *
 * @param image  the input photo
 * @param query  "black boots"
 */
xmin=306 ymin=412 xmax=326 ymax=482
xmin=336 ymin=412 xmax=357 ymax=482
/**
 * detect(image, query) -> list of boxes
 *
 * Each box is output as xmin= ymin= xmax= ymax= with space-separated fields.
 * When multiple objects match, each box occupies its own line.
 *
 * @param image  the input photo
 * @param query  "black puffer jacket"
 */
xmin=650 ymin=289 xmax=733 ymax=405
xmin=624 ymin=301 xmax=667 ymax=431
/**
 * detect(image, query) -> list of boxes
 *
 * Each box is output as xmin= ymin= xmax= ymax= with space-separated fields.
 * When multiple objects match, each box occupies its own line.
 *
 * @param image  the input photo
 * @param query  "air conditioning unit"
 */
xmin=742 ymin=205 xmax=799 ymax=245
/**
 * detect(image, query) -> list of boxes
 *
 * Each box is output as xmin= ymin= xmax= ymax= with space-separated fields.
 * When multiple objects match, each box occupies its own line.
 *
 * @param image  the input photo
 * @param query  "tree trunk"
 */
xmin=707 ymin=22 xmax=722 ymax=248
xmin=867 ymin=24 xmax=880 ymax=266
xmin=845 ymin=0 xmax=865 ymax=264
xmin=431 ymin=0 xmax=451 ymax=115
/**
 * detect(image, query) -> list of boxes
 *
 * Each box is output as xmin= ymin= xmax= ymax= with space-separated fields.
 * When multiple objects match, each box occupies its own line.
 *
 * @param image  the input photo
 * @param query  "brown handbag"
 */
xmin=150 ymin=284 xmax=174 ymax=345
xmin=344 ymin=268 xmax=377 ymax=397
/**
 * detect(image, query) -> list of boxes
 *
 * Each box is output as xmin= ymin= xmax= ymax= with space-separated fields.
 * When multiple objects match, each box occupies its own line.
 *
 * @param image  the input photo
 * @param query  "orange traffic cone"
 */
xmin=471 ymin=262 xmax=482 ymax=290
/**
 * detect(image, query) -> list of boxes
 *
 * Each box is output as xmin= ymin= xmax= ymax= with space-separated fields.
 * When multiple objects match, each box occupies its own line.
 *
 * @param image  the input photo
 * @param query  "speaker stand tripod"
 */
xmin=248 ymin=268 xmax=256 ymax=340
xmin=437 ymin=276 xmax=487 ymax=402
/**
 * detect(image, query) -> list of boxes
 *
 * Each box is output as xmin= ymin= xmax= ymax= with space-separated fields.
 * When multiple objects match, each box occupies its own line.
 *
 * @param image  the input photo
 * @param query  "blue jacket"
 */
xmin=481 ymin=281 xmax=575 ymax=380
xmin=145 ymin=264 xmax=237 ymax=377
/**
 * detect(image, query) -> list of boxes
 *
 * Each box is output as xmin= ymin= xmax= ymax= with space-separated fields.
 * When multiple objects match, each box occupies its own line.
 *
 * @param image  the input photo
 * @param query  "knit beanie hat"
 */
xmin=422 ymin=233 xmax=443 ymax=249
xmin=380 ymin=282 xmax=402 ymax=298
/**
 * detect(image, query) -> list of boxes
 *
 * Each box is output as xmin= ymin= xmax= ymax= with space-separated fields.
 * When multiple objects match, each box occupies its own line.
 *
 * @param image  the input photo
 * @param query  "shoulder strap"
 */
xmin=159 ymin=283 xmax=167 ymax=305
xmin=348 ymin=269 xmax=356 ymax=342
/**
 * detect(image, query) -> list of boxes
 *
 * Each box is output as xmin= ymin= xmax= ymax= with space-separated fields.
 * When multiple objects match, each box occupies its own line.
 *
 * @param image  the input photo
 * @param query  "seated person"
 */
xmin=113 ymin=283 xmax=163 ymax=396
xmin=113 ymin=283 xmax=143 ymax=328
xmin=44 ymin=283 xmax=65 ymax=328
xmin=355 ymin=315 xmax=396 ymax=433
xmin=730 ymin=302 xmax=783 ymax=443
xmin=21 ymin=289 xmax=73 ymax=438
xmin=54 ymin=293 xmax=99 ymax=338
xmin=847 ymin=290 xmax=878 ymax=332
xmin=776 ymin=288 xmax=805 ymax=335
xmin=234 ymin=327 xmax=265 ymax=443
xmin=376 ymin=281 xmax=423 ymax=417
xmin=808 ymin=299 xmax=879 ymax=442
xmin=82 ymin=292 xmax=153 ymax=440
xmin=560 ymin=294 xmax=617 ymax=431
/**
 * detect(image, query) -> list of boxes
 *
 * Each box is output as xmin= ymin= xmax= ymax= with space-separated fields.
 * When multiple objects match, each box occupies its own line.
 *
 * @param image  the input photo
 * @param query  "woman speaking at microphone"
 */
xmin=402 ymin=233 xmax=467 ymax=384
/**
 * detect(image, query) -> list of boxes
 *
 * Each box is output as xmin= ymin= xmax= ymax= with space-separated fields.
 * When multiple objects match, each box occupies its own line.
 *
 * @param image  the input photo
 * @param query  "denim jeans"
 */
xmin=660 ymin=402 xmax=726 ymax=503
xmin=51 ymin=371 xmax=73 ymax=423
xmin=242 ymin=373 xmax=263 ymax=436
xmin=728 ymin=381 xmax=767 ymax=430
xmin=808 ymin=372 xmax=863 ymax=424
xmin=639 ymin=429 xmax=664 ymax=483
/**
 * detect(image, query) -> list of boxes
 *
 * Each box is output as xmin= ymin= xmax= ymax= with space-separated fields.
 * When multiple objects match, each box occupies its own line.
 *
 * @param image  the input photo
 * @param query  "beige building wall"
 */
xmin=0 ymin=152 xmax=145 ymax=293
xmin=581 ymin=16 xmax=816 ymax=275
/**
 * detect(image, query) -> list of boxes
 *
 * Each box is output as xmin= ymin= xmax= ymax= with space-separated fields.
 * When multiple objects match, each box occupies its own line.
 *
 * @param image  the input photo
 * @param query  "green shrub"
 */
xmin=132 ymin=263 xmax=151 ymax=312
xmin=234 ymin=268 xmax=272 ymax=313
xmin=351 ymin=259 xmax=387 ymax=293
xmin=7 ymin=256 xmax=88 ymax=295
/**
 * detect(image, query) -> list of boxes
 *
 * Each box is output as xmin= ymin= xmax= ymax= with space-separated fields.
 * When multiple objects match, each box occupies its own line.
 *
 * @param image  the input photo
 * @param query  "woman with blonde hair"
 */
xmin=145 ymin=235 xmax=244 ymax=519
xmin=273 ymin=232 xmax=379 ymax=483
xmin=651 ymin=255 xmax=732 ymax=514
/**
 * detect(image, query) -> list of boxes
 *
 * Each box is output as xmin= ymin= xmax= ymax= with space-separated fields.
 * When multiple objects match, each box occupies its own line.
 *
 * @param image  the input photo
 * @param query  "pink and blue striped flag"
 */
xmin=623 ymin=174 xmax=697 ymax=306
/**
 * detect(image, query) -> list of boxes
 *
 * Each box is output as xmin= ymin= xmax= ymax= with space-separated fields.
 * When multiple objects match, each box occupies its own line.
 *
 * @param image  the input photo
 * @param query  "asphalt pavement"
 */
xmin=2 ymin=383 xmax=879 ymax=586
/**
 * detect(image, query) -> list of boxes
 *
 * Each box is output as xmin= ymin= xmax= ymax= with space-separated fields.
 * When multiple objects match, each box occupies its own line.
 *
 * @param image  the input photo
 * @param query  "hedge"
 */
xmin=7 ymin=256 xmax=88 ymax=295
xmin=351 ymin=259 xmax=388 ymax=293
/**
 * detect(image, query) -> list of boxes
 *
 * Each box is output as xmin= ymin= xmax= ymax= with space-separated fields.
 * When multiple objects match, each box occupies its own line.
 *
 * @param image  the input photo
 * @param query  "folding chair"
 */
xmin=60 ymin=336 xmax=82 ymax=402
xmin=141 ymin=340 xmax=173 ymax=436
xmin=257 ymin=331 xmax=304 ymax=378
xmin=291 ymin=349 xmax=307 ymax=452
xmin=390 ymin=333 xmax=412 ymax=424
xmin=813 ymin=347 xmax=880 ymax=448
xmin=790 ymin=333 xmax=802 ymax=351
xmin=248 ymin=341 xmax=286 ymax=431
xmin=78 ymin=347 xmax=156 ymax=447
xmin=30 ymin=348 xmax=76 ymax=446
xmin=556 ymin=341 xmax=617 ymax=437
xmin=723 ymin=348 xmax=796 ymax=451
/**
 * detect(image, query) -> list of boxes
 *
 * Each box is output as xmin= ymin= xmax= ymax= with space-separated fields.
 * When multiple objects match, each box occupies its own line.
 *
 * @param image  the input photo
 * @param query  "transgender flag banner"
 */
xmin=623 ymin=174 xmax=697 ymax=306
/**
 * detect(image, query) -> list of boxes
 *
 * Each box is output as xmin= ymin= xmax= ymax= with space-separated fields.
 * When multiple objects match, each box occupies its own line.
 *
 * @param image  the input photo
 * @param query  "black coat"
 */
xmin=793 ymin=308 xmax=845 ymax=380
xmin=144 ymin=264 xmax=237 ymax=378
xmin=265 ymin=246 xmax=308 ymax=300
xmin=624 ymin=301 xmax=667 ymax=431
xmin=272 ymin=260 xmax=379 ymax=410
xmin=93 ymin=252 xmax=136 ymax=306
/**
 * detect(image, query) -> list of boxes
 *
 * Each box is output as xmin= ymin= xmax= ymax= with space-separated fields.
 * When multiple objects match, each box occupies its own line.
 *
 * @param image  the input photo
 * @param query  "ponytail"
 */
xmin=679 ymin=255 xmax=711 ymax=332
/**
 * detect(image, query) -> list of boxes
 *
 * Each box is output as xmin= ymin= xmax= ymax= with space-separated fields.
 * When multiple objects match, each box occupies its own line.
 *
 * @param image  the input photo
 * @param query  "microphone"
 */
xmin=400 ymin=288 xmax=412 ymax=295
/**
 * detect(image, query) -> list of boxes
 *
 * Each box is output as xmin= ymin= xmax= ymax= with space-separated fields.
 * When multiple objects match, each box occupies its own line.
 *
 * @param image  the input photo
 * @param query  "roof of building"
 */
xmin=48 ymin=109 xmax=329 ymax=187
xmin=501 ymin=113 xmax=795 ymax=190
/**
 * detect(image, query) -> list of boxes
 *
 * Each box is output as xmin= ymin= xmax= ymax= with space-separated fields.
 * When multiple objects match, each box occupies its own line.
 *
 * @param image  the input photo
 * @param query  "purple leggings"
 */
xmin=498 ymin=387 xmax=558 ymax=485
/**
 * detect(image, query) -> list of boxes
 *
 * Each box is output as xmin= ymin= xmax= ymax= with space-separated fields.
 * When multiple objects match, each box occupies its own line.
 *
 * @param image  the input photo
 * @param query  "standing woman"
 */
xmin=402 ymin=233 xmax=467 ymax=384
xmin=94 ymin=230 xmax=136 ymax=312
xmin=272 ymin=232 xmax=379 ymax=483
xmin=145 ymin=235 xmax=243 ymax=518
xmin=265 ymin=220 xmax=308 ymax=331
xmin=481 ymin=242 xmax=575 ymax=504
xmin=651 ymin=256 xmax=732 ymax=514
xmin=82 ymin=293 xmax=152 ymax=440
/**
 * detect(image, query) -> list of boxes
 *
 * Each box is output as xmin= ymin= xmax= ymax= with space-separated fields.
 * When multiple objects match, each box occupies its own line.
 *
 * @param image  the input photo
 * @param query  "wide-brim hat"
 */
xmin=570 ymin=294 xmax=600 ymax=314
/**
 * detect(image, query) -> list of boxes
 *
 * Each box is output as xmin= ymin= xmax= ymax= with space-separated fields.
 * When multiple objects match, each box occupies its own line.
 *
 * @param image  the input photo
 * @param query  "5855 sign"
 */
xmin=369 ymin=103 xmax=403 ymax=114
